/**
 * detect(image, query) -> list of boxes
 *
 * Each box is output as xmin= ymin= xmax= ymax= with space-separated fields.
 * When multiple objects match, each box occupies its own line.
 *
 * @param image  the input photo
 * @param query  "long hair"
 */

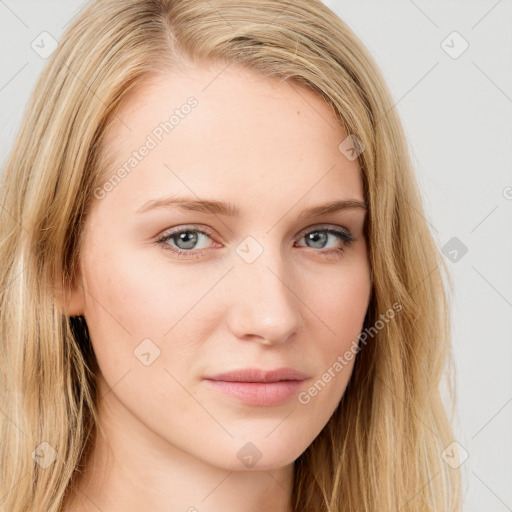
xmin=0 ymin=0 xmax=461 ymax=510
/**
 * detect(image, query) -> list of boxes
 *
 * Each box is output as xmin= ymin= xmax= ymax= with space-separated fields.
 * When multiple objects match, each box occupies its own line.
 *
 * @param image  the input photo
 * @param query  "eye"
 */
xmin=156 ymin=226 xmax=216 ymax=259
xmin=296 ymin=226 xmax=355 ymax=255
xmin=155 ymin=225 xmax=355 ymax=259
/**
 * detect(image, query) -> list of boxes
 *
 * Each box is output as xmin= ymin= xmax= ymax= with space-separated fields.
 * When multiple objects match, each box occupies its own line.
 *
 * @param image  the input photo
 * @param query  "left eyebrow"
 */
xmin=298 ymin=199 xmax=367 ymax=218
xmin=135 ymin=195 xmax=368 ymax=217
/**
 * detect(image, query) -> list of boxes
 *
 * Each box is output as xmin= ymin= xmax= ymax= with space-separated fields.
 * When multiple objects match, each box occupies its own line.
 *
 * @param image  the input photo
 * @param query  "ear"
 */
xmin=54 ymin=264 xmax=85 ymax=317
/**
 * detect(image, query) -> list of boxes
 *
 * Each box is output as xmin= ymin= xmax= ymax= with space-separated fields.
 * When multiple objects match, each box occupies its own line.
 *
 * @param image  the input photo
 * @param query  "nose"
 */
xmin=226 ymin=246 xmax=304 ymax=346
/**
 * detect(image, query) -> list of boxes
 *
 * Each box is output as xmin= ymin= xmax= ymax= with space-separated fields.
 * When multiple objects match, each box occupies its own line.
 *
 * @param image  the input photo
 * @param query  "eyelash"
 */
xmin=155 ymin=224 xmax=355 ymax=260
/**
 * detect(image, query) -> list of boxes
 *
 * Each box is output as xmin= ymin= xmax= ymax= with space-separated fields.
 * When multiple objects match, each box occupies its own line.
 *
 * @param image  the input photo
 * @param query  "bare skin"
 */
xmin=61 ymin=61 xmax=371 ymax=512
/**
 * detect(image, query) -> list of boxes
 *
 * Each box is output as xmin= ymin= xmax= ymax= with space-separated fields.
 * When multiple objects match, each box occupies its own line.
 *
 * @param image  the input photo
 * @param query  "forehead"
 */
xmin=95 ymin=63 xmax=364 ymax=213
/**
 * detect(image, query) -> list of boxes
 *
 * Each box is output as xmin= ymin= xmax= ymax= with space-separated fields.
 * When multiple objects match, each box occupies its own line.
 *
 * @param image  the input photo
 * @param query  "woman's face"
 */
xmin=68 ymin=63 xmax=372 ymax=471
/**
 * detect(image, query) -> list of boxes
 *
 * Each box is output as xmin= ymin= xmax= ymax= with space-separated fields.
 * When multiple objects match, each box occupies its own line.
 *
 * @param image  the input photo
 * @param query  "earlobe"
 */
xmin=54 ymin=266 xmax=85 ymax=317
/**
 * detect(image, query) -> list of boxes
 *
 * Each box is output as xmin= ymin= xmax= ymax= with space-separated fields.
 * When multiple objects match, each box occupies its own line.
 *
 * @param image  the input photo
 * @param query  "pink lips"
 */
xmin=203 ymin=367 xmax=308 ymax=406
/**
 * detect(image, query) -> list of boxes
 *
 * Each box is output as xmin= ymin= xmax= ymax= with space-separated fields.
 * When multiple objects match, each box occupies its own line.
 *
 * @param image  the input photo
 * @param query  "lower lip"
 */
xmin=204 ymin=379 xmax=305 ymax=406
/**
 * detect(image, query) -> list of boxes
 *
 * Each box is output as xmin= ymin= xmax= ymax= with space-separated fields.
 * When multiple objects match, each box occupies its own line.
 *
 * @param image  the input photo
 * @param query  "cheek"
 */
xmin=78 ymin=239 xmax=222 ymax=396
xmin=78 ymin=245 xmax=204 ymax=405
xmin=312 ymin=260 xmax=371 ymax=345
xmin=81 ymin=243 xmax=210 ymax=341
xmin=308 ymin=264 xmax=370 ymax=382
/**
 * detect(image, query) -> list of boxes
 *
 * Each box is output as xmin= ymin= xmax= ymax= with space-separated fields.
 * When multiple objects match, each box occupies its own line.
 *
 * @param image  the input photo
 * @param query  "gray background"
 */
xmin=1 ymin=1 xmax=511 ymax=510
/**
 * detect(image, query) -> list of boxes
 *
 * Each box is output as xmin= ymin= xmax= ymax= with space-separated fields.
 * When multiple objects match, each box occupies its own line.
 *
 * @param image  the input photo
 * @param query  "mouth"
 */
xmin=203 ymin=367 xmax=308 ymax=406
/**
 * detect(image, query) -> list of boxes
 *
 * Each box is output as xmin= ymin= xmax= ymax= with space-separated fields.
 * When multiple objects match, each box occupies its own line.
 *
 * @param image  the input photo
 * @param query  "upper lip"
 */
xmin=204 ymin=367 xmax=308 ymax=383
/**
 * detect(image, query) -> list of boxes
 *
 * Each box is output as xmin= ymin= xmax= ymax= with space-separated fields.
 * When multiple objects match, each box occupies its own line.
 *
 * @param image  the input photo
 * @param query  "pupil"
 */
xmin=308 ymin=232 xmax=327 ymax=249
xmin=176 ymin=231 xmax=197 ymax=250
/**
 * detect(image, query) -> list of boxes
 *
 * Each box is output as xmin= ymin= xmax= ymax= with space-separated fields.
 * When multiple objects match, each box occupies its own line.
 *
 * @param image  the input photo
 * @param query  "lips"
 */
xmin=203 ymin=367 xmax=308 ymax=383
xmin=203 ymin=368 xmax=309 ymax=406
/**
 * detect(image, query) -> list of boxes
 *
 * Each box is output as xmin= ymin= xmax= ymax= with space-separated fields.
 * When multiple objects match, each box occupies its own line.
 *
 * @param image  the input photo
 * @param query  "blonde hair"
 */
xmin=0 ymin=0 xmax=461 ymax=510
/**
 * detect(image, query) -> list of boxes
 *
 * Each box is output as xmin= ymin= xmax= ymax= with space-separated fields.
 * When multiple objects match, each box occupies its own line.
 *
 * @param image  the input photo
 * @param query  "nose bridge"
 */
xmin=226 ymin=235 xmax=303 ymax=343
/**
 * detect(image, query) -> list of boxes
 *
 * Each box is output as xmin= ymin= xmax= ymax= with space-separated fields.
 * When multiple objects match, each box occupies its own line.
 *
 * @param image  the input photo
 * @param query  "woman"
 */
xmin=0 ymin=0 xmax=461 ymax=510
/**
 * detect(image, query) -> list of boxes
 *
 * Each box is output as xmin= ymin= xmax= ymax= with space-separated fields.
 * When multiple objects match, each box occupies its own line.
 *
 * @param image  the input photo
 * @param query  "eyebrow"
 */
xmin=136 ymin=195 xmax=368 ymax=217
